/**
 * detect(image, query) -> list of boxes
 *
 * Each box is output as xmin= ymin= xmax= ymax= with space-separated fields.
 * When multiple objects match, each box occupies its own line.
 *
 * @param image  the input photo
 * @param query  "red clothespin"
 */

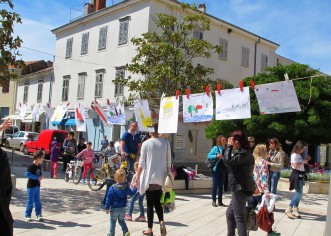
xmin=94 ymin=100 xmax=98 ymax=104
xmin=66 ymin=102 xmax=70 ymax=107
xmin=185 ymin=89 xmax=190 ymax=99
xmin=239 ymin=80 xmax=244 ymax=92
xmin=249 ymin=80 xmax=255 ymax=90
xmin=106 ymin=98 xmax=110 ymax=105
xmin=205 ymin=86 xmax=210 ymax=96
xmin=217 ymin=84 xmax=221 ymax=95
xmin=175 ymin=90 xmax=179 ymax=100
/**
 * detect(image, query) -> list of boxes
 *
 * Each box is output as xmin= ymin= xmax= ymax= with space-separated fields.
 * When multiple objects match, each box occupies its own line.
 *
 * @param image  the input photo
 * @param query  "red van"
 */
xmin=23 ymin=130 xmax=68 ymax=157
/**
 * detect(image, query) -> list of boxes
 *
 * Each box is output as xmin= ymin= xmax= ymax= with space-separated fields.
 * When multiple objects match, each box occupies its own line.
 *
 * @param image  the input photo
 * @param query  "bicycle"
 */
xmin=64 ymin=157 xmax=84 ymax=185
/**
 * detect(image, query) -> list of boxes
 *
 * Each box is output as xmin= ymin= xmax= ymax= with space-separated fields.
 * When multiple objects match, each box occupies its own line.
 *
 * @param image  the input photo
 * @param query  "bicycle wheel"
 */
xmin=73 ymin=166 xmax=82 ymax=184
xmin=87 ymin=168 xmax=106 ymax=191
xmin=64 ymin=165 xmax=70 ymax=182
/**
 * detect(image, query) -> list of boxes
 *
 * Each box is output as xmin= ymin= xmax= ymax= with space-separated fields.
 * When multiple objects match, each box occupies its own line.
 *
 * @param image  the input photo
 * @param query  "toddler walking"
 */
xmin=77 ymin=141 xmax=95 ymax=184
xmin=125 ymin=162 xmax=146 ymax=222
xmin=25 ymin=150 xmax=44 ymax=222
xmin=50 ymin=140 xmax=60 ymax=178
xmin=105 ymin=169 xmax=136 ymax=236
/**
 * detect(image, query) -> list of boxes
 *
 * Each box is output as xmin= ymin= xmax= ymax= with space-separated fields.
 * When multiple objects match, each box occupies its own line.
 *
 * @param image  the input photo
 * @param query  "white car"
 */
xmin=5 ymin=131 xmax=39 ymax=151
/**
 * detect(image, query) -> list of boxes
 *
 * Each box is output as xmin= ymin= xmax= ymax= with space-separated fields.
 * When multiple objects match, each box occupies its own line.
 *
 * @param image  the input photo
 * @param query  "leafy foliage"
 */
xmin=0 ymin=0 xmax=24 ymax=85
xmin=206 ymin=64 xmax=331 ymax=145
xmin=114 ymin=3 xmax=221 ymax=102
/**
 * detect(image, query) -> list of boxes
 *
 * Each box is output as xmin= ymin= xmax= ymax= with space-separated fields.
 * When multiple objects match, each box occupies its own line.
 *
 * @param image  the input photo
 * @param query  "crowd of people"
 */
xmin=0 ymin=117 xmax=313 ymax=236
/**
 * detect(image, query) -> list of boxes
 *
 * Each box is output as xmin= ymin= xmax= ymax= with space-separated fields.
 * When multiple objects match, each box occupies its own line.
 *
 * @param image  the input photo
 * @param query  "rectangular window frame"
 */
xmin=36 ymin=80 xmax=43 ymax=102
xmin=118 ymin=17 xmax=130 ymax=46
xmin=261 ymin=53 xmax=268 ymax=71
xmin=115 ymin=68 xmax=125 ymax=96
xmin=1 ymin=80 xmax=9 ymax=93
xmin=193 ymin=30 xmax=204 ymax=40
xmin=219 ymin=37 xmax=228 ymax=61
xmin=23 ymin=82 xmax=29 ymax=103
xmin=98 ymin=26 xmax=108 ymax=50
xmin=94 ymin=70 xmax=104 ymax=98
xmin=81 ymin=32 xmax=89 ymax=55
xmin=77 ymin=73 xmax=86 ymax=100
xmin=241 ymin=46 xmax=250 ymax=68
xmin=65 ymin=37 xmax=73 ymax=59
xmin=62 ymin=76 xmax=70 ymax=101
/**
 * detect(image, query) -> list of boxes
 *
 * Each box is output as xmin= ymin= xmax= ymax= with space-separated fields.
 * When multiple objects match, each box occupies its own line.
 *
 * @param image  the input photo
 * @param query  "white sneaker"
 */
xmin=25 ymin=216 xmax=32 ymax=222
xmin=36 ymin=215 xmax=44 ymax=222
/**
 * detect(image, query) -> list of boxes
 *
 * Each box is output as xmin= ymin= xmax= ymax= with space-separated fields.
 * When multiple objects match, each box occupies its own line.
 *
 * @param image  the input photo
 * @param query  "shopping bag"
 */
xmin=257 ymin=204 xmax=274 ymax=232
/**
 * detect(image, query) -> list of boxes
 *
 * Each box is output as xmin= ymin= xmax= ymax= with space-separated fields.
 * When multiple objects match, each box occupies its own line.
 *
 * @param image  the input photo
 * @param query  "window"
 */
xmin=193 ymin=30 xmax=203 ymax=40
xmin=2 ymin=80 xmax=9 ymax=93
xmin=37 ymin=80 xmax=43 ymax=102
xmin=18 ymin=132 xmax=25 ymax=137
xmin=98 ymin=26 xmax=108 ymax=50
xmin=261 ymin=53 xmax=268 ymax=71
xmin=65 ymin=37 xmax=73 ymax=58
xmin=115 ymin=68 xmax=125 ymax=96
xmin=95 ymin=70 xmax=104 ymax=98
xmin=118 ymin=17 xmax=130 ymax=45
xmin=241 ymin=46 xmax=250 ymax=68
xmin=23 ymin=82 xmax=29 ymax=103
xmin=219 ymin=37 xmax=228 ymax=61
xmin=77 ymin=73 xmax=86 ymax=100
xmin=62 ymin=76 xmax=70 ymax=101
xmin=81 ymin=32 xmax=89 ymax=55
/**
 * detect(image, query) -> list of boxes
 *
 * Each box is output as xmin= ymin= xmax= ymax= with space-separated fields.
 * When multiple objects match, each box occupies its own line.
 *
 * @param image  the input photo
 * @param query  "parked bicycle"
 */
xmin=64 ymin=157 xmax=84 ymax=184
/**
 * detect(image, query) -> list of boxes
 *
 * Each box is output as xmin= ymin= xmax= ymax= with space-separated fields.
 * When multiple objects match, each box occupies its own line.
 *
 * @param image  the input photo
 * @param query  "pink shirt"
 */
xmin=77 ymin=148 xmax=94 ymax=164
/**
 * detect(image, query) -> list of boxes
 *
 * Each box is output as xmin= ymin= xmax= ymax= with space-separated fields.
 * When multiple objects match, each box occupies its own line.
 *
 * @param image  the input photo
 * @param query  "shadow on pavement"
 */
xmin=14 ymin=219 xmax=56 ymax=230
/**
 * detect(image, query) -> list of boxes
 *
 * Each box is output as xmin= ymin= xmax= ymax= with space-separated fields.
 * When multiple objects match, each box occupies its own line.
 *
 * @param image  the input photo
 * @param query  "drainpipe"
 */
xmin=253 ymin=37 xmax=260 ymax=76
xmin=46 ymin=67 xmax=54 ymax=129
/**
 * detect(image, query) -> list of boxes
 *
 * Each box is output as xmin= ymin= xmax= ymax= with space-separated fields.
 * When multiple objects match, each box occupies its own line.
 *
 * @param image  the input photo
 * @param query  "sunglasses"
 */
xmin=249 ymin=141 xmax=254 ymax=143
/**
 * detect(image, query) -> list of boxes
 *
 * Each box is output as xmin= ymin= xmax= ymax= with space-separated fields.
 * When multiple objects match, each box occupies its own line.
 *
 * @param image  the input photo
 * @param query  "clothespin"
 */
xmin=284 ymin=73 xmax=289 ymax=83
xmin=216 ymin=84 xmax=221 ymax=95
xmin=66 ymin=102 xmax=70 ymax=107
xmin=106 ymin=98 xmax=110 ymax=105
xmin=185 ymin=89 xmax=190 ymax=99
xmin=175 ymin=90 xmax=179 ymax=100
xmin=205 ymin=86 xmax=210 ymax=96
xmin=249 ymin=80 xmax=255 ymax=90
xmin=239 ymin=80 xmax=244 ymax=92
xmin=91 ymin=103 xmax=95 ymax=110
xmin=94 ymin=100 xmax=98 ymax=104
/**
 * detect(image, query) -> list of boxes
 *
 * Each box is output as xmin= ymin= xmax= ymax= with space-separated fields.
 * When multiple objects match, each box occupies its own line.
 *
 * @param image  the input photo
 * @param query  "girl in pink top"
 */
xmin=77 ymin=141 xmax=95 ymax=183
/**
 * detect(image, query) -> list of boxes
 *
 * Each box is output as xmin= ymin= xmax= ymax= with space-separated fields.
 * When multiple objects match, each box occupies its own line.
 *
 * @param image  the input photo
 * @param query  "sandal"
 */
xmin=142 ymin=230 xmax=153 ymax=236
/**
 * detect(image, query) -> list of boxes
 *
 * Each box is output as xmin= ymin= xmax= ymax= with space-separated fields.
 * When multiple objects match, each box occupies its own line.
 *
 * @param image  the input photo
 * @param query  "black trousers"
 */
xmin=62 ymin=154 xmax=74 ymax=171
xmin=146 ymin=189 xmax=163 ymax=229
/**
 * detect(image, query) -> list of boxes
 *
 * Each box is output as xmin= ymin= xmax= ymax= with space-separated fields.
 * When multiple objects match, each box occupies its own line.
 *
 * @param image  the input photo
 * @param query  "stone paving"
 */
xmin=9 ymin=164 xmax=327 ymax=236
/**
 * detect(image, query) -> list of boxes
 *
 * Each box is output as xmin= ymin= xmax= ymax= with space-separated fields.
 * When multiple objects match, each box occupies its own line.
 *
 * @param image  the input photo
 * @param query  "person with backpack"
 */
xmin=62 ymin=131 xmax=77 ymax=171
xmin=207 ymin=135 xmax=227 ymax=207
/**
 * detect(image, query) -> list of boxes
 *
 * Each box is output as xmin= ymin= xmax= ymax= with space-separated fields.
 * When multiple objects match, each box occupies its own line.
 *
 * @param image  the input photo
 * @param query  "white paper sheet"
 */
xmin=182 ymin=93 xmax=213 ymax=123
xmin=134 ymin=100 xmax=154 ymax=132
xmin=158 ymin=96 xmax=179 ymax=133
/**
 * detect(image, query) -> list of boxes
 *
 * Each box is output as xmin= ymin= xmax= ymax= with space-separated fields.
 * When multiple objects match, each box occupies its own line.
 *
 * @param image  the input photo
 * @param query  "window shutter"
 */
xmin=261 ymin=54 xmax=268 ymax=71
xmin=98 ymin=26 xmax=108 ymax=50
xmin=118 ymin=18 xmax=129 ymax=45
xmin=66 ymin=38 xmax=73 ymax=58
xmin=81 ymin=33 xmax=89 ymax=55
xmin=219 ymin=38 xmax=228 ymax=61
xmin=241 ymin=46 xmax=249 ymax=68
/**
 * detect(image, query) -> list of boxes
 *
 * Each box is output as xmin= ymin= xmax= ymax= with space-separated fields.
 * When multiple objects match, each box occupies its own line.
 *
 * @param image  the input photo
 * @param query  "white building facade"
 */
xmin=51 ymin=0 xmax=280 ymax=161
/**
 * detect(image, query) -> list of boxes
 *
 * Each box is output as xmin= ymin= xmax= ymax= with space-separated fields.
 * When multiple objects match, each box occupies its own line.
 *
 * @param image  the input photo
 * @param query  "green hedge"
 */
xmin=280 ymin=169 xmax=330 ymax=182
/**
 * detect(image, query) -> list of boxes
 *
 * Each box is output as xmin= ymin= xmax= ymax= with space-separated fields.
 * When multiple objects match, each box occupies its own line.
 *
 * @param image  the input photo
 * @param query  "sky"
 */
xmin=5 ymin=0 xmax=331 ymax=75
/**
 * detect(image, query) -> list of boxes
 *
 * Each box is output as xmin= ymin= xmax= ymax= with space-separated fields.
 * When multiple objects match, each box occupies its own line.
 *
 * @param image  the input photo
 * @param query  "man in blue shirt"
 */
xmin=120 ymin=122 xmax=141 ymax=171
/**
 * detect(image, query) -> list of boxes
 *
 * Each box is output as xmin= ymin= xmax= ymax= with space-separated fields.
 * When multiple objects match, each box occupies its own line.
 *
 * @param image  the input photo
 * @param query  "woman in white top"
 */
xmin=135 ymin=123 xmax=171 ymax=236
xmin=285 ymin=141 xmax=311 ymax=219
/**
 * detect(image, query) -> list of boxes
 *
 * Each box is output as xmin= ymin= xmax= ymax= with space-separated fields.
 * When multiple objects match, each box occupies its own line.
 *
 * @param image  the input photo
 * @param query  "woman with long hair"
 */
xmin=285 ymin=141 xmax=311 ymax=219
xmin=224 ymin=131 xmax=255 ymax=236
xmin=267 ymin=138 xmax=285 ymax=194
xmin=207 ymin=135 xmax=227 ymax=207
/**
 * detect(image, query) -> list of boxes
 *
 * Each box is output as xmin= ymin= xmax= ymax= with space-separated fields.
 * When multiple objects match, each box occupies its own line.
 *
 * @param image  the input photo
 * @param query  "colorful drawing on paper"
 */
xmin=107 ymin=102 xmax=125 ymax=125
xmin=50 ymin=105 xmax=67 ymax=122
xmin=134 ymin=100 xmax=154 ymax=132
xmin=92 ymin=102 xmax=112 ymax=127
xmin=254 ymin=80 xmax=301 ymax=114
xmin=158 ymin=96 xmax=179 ymax=133
xmin=182 ymin=93 xmax=213 ymax=123
xmin=75 ymin=103 xmax=86 ymax=132
xmin=215 ymin=87 xmax=251 ymax=120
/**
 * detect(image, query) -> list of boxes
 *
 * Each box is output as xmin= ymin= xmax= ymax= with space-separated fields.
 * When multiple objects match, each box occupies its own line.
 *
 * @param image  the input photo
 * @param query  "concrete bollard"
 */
xmin=11 ymin=147 xmax=15 ymax=163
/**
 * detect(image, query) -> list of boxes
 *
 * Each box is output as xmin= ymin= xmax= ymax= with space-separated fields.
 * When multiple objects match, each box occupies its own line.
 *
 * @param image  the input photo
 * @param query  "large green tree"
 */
xmin=114 ymin=3 xmax=222 ymax=101
xmin=0 ymin=0 xmax=24 ymax=85
xmin=206 ymin=64 xmax=331 ymax=145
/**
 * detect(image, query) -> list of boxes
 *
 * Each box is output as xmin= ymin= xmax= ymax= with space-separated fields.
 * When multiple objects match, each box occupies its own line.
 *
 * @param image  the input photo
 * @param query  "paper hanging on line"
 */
xmin=182 ymin=93 xmax=213 ymax=123
xmin=254 ymin=80 xmax=301 ymax=114
xmin=50 ymin=104 xmax=67 ymax=122
xmin=75 ymin=103 xmax=86 ymax=132
xmin=134 ymin=100 xmax=154 ymax=132
xmin=107 ymin=102 xmax=126 ymax=125
xmin=158 ymin=96 xmax=179 ymax=133
xmin=215 ymin=87 xmax=251 ymax=120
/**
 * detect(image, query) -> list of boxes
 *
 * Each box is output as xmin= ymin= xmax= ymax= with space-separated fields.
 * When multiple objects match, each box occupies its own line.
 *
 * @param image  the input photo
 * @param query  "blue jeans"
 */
xmin=128 ymin=192 xmax=145 ymax=216
xmin=211 ymin=169 xmax=226 ymax=203
xmin=127 ymin=157 xmax=135 ymax=171
xmin=269 ymin=171 xmax=281 ymax=194
xmin=109 ymin=207 xmax=128 ymax=236
xmin=25 ymin=187 xmax=41 ymax=217
xmin=289 ymin=178 xmax=304 ymax=207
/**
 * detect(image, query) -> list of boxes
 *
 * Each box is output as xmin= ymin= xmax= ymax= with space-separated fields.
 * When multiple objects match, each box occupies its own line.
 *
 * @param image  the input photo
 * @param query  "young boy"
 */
xmin=25 ymin=150 xmax=44 ymax=222
xmin=105 ymin=169 xmax=136 ymax=236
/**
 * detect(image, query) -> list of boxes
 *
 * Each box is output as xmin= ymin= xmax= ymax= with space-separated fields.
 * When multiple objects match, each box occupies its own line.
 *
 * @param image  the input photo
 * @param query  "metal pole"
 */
xmin=11 ymin=147 xmax=14 ymax=163
xmin=325 ymin=174 xmax=331 ymax=236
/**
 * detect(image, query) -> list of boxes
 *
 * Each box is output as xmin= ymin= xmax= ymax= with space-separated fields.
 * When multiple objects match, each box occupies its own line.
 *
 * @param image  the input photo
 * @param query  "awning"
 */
xmin=52 ymin=119 xmax=67 ymax=126
xmin=1 ymin=114 xmax=21 ymax=120
xmin=65 ymin=119 xmax=76 ymax=126
xmin=21 ymin=112 xmax=45 ymax=123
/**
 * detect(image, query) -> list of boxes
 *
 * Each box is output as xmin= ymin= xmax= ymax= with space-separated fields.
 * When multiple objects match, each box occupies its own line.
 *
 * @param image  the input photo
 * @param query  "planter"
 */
xmin=278 ymin=177 xmax=329 ymax=194
xmin=173 ymin=179 xmax=212 ymax=194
